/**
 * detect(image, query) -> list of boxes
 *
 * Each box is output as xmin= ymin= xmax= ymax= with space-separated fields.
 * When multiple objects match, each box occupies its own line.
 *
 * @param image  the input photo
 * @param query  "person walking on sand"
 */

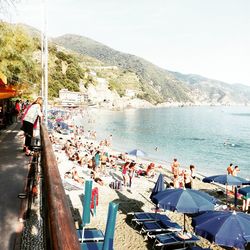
xmin=128 ymin=162 xmax=136 ymax=188
xmin=21 ymin=97 xmax=43 ymax=156
xmin=122 ymin=161 xmax=130 ymax=187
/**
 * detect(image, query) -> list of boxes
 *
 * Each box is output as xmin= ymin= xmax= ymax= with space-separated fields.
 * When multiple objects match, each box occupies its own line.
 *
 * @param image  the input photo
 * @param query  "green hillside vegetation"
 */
xmin=0 ymin=22 xmax=88 ymax=98
xmin=1 ymin=22 xmax=158 ymax=101
xmin=0 ymin=22 xmax=40 ymax=96
xmin=53 ymin=34 xmax=193 ymax=104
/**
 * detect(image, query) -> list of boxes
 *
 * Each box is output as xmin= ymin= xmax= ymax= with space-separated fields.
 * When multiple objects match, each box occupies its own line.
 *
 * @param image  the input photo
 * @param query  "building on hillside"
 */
xmin=59 ymin=89 xmax=86 ymax=107
xmin=125 ymin=89 xmax=136 ymax=98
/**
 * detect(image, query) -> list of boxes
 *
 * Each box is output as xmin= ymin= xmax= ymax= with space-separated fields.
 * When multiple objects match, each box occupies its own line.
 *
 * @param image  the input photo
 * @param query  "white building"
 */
xmin=59 ymin=89 xmax=84 ymax=106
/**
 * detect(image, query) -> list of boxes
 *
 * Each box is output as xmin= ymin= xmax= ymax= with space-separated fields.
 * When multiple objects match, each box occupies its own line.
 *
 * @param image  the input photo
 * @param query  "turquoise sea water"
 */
xmin=78 ymin=106 xmax=250 ymax=179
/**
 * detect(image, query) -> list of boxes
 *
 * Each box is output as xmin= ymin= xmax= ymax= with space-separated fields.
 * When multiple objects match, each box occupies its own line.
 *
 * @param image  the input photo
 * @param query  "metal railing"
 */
xmin=40 ymin=122 xmax=80 ymax=250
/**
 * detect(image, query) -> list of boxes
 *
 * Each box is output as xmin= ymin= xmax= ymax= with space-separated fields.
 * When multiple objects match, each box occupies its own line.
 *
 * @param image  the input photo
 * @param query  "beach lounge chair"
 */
xmin=80 ymin=241 xmax=107 ymax=250
xmin=131 ymin=212 xmax=170 ymax=228
xmin=153 ymin=232 xmax=199 ymax=250
xmin=77 ymin=228 xmax=104 ymax=242
xmin=140 ymin=219 xmax=182 ymax=238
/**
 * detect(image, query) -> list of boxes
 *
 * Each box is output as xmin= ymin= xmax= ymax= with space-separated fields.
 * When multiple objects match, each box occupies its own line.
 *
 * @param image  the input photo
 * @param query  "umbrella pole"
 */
xmin=226 ymin=184 xmax=228 ymax=206
xmin=81 ymin=226 xmax=85 ymax=243
xmin=234 ymin=186 xmax=238 ymax=208
xmin=184 ymin=214 xmax=186 ymax=232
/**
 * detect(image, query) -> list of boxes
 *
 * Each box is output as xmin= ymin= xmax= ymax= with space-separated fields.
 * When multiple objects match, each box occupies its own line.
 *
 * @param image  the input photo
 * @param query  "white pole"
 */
xmin=44 ymin=0 xmax=48 ymax=126
xmin=41 ymin=6 xmax=44 ymax=99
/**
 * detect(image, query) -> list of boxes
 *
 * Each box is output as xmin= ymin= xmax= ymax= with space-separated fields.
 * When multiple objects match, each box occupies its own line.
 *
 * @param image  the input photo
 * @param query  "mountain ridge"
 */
xmin=53 ymin=33 xmax=250 ymax=105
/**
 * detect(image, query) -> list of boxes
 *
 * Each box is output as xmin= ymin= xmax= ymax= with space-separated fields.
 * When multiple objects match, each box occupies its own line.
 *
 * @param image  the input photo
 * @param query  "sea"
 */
xmin=76 ymin=106 xmax=250 ymax=179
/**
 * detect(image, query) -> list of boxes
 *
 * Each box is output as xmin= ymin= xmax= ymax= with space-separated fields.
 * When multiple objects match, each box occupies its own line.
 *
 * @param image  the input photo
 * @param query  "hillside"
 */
xmin=53 ymin=34 xmax=193 ymax=104
xmin=53 ymin=34 xmax=250 ymax=105
xmin=171 ymin=72 xmax=250 ymax=105
xmin=2 ymin=21 xmax=250 ymax=105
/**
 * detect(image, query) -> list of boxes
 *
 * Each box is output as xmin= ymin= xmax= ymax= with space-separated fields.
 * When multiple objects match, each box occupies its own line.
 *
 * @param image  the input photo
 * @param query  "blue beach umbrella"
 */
xmin=203 ymin=175 xmax=250 ymax=186
xmin=203 ymin=174 xmax=250 ymax=206
xmin=193 ymin=210 xmax=250 ymax=249
xmin=150 ymin=173 xmax=165 ymax=200
xmin=128 ymin=149 xmax=147 ymax=158
xmin=152 ymin=188 xmax=216 ymax=231
xmin=81 ymin=180 xmax=93 ymax=242
xmin=56 ymin=121 xmax=69 ymax=130
xmin=238 ymin=186 xmax=250 ymax=198
xmin=47 ymin=120 xmax=54 ymax=130
xmin=103 ymin=202 xmax=119 ymax=250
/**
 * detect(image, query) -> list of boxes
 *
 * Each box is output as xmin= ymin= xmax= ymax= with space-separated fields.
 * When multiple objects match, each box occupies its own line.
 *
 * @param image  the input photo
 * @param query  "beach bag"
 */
xmin=109 ymin=180 xmax=121 ymax=190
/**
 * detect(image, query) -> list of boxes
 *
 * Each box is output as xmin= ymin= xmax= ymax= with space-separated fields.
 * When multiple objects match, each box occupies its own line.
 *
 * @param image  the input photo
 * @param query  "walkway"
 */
xmin=0 ymin=123 xmax=29 ymax=250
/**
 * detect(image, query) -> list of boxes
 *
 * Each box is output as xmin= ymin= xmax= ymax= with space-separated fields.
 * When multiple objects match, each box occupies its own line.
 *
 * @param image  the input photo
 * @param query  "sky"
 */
xmin=2 ymin=0 xmax=250 ymax=85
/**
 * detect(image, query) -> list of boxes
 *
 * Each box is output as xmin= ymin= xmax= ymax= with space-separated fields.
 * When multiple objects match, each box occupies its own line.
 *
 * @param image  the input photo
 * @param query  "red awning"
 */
xmin=0 ymin=86 xmax=17 ymax=99
xmin=0 ymin=72 xmax=17 ymax=99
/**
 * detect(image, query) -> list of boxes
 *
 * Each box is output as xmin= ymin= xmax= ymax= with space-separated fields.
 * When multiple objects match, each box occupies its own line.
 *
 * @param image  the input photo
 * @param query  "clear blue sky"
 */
xmin=2 ymin=0 xmax=250 ymax=85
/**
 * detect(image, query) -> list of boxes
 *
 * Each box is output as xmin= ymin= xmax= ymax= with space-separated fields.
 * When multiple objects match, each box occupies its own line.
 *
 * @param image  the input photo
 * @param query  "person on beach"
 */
xmin=21 ymin=97 xmax=43 ymax=156
xmin=64 ymin=167 xmax=84 ymax=184
xmin=227 ymin=163 xmax=234 ymax=175
xmin=128 ymin=162 xmax=136 ymax=188
xmin=91 ymin=168 xmax=104 ymax=186
xmin=122 ymin=162 xmax=130 ymax=186
xmin=242 ymin=196 xmax=249 ymax=213
xmin=173 ymin=174 xmax=179 ymax=188
xmin=190 ymin=165 xmax=196 ymax=179
xmin=232 ymin=165 xmax=240 ymax=176
xmin=171 ymin=158 xmax=180 ymax=176
xmin=100 ymin=152 xmax=108 ymax=174
xmin=146 ymin=162 xmax=155 ymax=177
xmin=184 ymin=170 xmax=192 ymax=189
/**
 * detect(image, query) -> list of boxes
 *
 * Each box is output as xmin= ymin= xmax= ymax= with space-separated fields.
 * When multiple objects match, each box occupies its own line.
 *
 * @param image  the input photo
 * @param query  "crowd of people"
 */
xmin=16 ymin=96 xmax=249 ymax=215
xmin=170 ymin=158 xmax=196 ymax=189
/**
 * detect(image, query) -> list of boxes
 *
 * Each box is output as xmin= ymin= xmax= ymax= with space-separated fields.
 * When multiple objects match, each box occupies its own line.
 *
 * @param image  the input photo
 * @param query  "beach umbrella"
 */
xmin=152 ymin=188 xmax=216 ymax=231
xmin=56 ymin=121 xmax=69 ymax=130
xmin=80 ymin=180 xmax=93 ymax=242
xmin=128 ymin=149 xmax=147 ymax=158
xmin=193 ymin=210 xmax=250 ymax=249
xmin=203 ymin=174 xmax=250 ymax=206
xmin=150 ymin=173 xmax=165 ymax=200
xmin=239 ymin=186 xmax=250 ymax=198
xmin=47 ymin=120 xmax=54 ymax=130
xmin=203 ymin=175 xmax=250 ymax=186
xmin=102 ymin=202 xmax=119 ymax=250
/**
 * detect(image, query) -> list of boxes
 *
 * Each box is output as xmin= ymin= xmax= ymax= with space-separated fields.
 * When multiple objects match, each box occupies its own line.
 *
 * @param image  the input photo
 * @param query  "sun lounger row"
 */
xmin=130 ymin=212 xmax=210 ymax=250
xmin=131 ymin=212 xmax=170 ymax=228
xmin=153 ymin=232 xmax=199 ymax=250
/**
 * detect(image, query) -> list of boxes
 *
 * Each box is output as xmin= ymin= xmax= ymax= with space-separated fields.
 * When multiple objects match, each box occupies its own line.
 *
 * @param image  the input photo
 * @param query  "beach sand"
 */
xmin=51 ymin=129 xmax=242 ymax=250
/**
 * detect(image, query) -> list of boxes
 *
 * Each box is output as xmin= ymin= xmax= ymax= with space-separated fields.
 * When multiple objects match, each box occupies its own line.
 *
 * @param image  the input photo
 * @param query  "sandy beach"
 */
xmin=49 ymin=110 xmax=246 ymax=250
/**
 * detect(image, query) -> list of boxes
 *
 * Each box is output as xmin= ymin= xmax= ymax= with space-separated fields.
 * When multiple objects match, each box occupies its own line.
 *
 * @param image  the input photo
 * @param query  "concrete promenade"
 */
xmin=0 ymin=122 xmax=29 ymax=250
